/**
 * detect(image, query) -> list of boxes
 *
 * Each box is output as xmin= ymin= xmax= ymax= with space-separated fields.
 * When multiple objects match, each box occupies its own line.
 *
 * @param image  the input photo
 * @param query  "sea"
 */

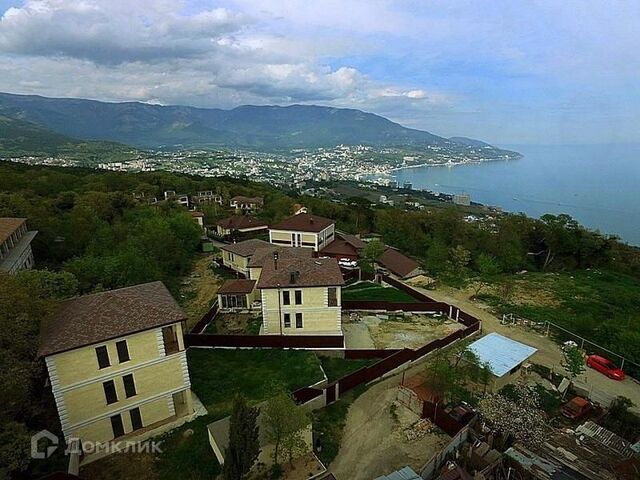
xmin=389 ymin=144 xmax=640 ymax=246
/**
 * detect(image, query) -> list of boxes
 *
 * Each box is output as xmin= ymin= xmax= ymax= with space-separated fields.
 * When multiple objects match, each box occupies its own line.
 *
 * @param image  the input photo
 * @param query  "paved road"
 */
xmin=411 ymin=285 xmax=640 ymax=412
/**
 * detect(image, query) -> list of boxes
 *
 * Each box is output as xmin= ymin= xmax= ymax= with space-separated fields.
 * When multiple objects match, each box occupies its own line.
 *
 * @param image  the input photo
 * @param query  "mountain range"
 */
xmin=0 ymin=92 xmax=515 ymax=156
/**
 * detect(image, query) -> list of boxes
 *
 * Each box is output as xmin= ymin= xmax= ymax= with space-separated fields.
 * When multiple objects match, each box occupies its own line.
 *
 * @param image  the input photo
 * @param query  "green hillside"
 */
xmin=0 ymin=114 xmax=138 ymax=162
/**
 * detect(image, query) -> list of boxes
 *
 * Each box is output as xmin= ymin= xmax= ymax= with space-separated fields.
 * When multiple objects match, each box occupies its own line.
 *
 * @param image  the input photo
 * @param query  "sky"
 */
xmin=0 ymin=0 xmax=639 ymax=145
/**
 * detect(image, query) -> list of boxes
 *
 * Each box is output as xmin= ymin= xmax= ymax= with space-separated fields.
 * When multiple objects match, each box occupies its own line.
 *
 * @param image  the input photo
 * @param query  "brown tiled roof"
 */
xmin=320 ymin=238 xmax=359 ymax=258
xmin=248 ymin=245 xmax=313 ymax=267
xmin=339 ymin=232 xmax=366 ymax=249
xmin=257 ymin=256 xmax=344 ymax=289
xmin=379 ymin=247 xmax=421 ymax=278
xmin=270 ymin=213 xmax=334 ymax=233
xmin=0 ymin=217 xmax=26 ymax=244
xmin=38 ymin=281 xmax=186 ymax=357
xmin=220 ymin=239 xmax=270 ymax=257
xmin=216 ymin=216 xmax=268 ymax=231
xmin=189 ymin=211 xmax=205 ymax=218
xmin=218 ymin=279 xmax=256 ymax=294
xmin=231 ymin=196 xmax=263 ymax=205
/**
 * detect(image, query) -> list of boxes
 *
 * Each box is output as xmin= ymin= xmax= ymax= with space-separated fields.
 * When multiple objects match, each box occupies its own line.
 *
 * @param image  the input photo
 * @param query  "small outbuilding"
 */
xmin=466 ymin=333 xmax=537 ymax=390
xmin=217 ymin=279 xmax=258 ymax=310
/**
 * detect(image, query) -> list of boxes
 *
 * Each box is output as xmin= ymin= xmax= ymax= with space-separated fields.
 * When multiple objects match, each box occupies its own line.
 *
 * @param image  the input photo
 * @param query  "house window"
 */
xmin=96 ymin=345 xmax=110 ymax=369
xmin=284 ymin=313 xmax=291 ymax=328
xmin=111 ymin=414 xmax=125 ymax=438
xmin=221 ymin=294 xmax=247 ymax=309
xmin=103 ymin=380 xmax=118 ymax=405
xmin=282 ymin=291 xmax=290 ymax=305
xmin=123 ymin=374 xmax=137 ymax=398
xmin=295 ymin=313 xmax=303 ymax=328
xmin=328 ymin=287 xmax=337 ymax=307
xmin=116 ymin=340 xmax=130 ymax=363
xmin=162 ymin=326 xmax=180 ymax=355
xmin=130 ymin=407 xmax=143 ymax=431
xmin=294 ymin=290 xmax=302 ymax=305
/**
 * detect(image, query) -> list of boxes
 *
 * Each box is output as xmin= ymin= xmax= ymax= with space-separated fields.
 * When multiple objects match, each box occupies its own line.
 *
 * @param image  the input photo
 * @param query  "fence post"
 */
xmin=449 ymin=305 xmax=453 ymax=319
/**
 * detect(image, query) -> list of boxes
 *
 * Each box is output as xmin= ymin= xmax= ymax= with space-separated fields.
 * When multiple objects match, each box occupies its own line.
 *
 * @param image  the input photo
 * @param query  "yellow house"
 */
xmin=38 ymin=282 xmax=194 ymax=445
xmin=269 ymin=213 xmax=335 ymax=252
xmin=220 ymin=239 xmax=271 ymax=276
xmin=256 ymin=256 xmax=344 ymax=335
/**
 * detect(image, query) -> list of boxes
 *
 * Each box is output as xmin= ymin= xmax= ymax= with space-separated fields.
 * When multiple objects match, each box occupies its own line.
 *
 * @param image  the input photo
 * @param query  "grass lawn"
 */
xmin=188 ymin=348 xmax=325 ymax=418
xmin=320 ymin=356 xmax=375 ymax=383
xmin=479 ymin=270 xmax=640 ymax=374
xmin=342 ymin=281 xmax=416 ymax=302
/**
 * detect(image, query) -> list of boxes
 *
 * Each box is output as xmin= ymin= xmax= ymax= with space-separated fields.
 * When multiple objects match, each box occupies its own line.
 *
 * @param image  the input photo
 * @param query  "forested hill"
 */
xmin=0 ymin=115 xmax=137 ymax=161
xmin=0 ymin=92 xmax=517 ymax=155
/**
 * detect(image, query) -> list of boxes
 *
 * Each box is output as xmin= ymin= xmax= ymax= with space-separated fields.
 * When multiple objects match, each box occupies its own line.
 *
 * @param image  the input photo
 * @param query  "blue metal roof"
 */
xmin=374 ymin=466 xmax=421 ymax=480
xmin=467 ymin=332 xmax=537 ymax=377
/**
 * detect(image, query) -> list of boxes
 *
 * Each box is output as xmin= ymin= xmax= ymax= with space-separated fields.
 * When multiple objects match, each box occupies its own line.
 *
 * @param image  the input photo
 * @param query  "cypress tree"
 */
xmin=223 ymin=395 xmax=260 ymax=480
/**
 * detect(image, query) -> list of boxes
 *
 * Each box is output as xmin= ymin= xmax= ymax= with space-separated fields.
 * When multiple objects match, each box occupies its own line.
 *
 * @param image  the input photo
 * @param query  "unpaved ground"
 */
xmin=180 ymin=254 xmax=224 ymax=329
xmin=343 ymin=312 xmax=463 ymax=350
xmin=411 ymin=284 xmax=640 ymax=412
xmin=331 ymin=375 xmax=449 ymax=479
xmin=213 ymin=312 xmax=260 ymax=334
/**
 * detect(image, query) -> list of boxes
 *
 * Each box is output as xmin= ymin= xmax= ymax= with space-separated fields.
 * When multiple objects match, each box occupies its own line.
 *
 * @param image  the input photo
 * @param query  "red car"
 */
xmin=561 ymin=396 xmax=593 ymax=419
xmin=586 ymin=355 xmax=625 ymax=381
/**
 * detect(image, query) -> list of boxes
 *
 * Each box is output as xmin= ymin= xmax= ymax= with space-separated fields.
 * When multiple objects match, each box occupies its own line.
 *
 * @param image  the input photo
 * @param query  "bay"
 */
xmin=390 ymin=144 xmax=640 ymax=245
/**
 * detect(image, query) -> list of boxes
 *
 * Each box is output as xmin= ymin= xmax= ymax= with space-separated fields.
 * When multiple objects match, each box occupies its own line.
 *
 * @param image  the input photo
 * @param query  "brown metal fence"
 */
xmin=190 ymin=301 xmax=219 ymax=334
xmin=185 ymin=333 xmax=345 ymax=349
xmin=342 ymin=300 xmax=450 ymax=312
xmin=382 ymin=275 xmax=436 ymax=302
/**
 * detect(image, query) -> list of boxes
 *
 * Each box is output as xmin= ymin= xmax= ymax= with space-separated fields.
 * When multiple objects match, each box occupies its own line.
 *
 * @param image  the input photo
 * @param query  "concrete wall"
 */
xmin=45 ymin=322 xmax=193 ymax=444
xmin=261 ymin=286 xmax=342 ymax=335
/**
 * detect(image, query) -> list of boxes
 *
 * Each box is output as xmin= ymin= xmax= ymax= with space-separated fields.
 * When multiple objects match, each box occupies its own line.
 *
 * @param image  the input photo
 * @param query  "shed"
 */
xmin=466 ymin=333 xmax=537 ymax=389
xmin=397 ymin=373 xmax=442 ymax=415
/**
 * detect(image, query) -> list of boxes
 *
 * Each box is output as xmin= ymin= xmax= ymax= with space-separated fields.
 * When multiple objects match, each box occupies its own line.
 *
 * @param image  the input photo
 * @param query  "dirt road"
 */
xmin=330 ymin=371 xmax=448 ymax=480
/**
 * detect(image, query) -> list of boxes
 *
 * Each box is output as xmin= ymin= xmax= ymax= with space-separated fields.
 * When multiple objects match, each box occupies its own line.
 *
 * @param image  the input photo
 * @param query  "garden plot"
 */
xmin=343 ymin=312 xmax=464 ymax=349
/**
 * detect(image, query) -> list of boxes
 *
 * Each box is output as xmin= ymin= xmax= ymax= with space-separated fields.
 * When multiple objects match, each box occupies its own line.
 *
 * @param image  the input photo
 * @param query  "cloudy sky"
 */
xmin=0 ymin=0 xmax=638 ymax=145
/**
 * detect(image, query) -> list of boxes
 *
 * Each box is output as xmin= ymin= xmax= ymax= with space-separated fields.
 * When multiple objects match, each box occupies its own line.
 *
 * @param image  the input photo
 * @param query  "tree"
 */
xmin=223 ymin=395 xmax=260 ymax=480
xmin=448 ymin=245 xmax=471 ymax=277
xmin=472 ymin=254 xmax=500 ymax=298
xmin=425 ymin=354 xmax=465 ymax=404
xmin=262 ymin=390 xmax=311 ymax=467
xmin=561 ymin=345 xmax=585 ymax=397
xmin=359 ymin=239 xmax=385 ymax=274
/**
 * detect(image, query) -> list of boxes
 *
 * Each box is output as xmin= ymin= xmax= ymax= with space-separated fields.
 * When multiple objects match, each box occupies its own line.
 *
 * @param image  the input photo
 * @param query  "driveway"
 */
xmin=411 ymin=285 xmax=640 ymax=412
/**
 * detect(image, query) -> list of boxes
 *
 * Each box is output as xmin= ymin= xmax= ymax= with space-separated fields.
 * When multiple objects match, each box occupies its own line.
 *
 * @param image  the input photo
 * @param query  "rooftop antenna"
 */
xmin=273 ymin=251 xmax=279 ymax=270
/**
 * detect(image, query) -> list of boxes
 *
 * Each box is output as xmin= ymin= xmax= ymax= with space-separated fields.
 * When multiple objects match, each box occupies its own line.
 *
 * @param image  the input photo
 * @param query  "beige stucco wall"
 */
xmin=45 ymin=322 xmax=193 ymax=444
xmin=221 ymin=250 xmax=249 ymax=273
xmin=260 ymin=286 xmax=342 ymax=335
xmin=269 ymin=230 xmax=318 ymax=249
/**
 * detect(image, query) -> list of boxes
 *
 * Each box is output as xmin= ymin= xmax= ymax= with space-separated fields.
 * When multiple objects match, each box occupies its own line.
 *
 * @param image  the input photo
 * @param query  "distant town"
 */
xmin=1 ymin=143 xmax=519 ymax=188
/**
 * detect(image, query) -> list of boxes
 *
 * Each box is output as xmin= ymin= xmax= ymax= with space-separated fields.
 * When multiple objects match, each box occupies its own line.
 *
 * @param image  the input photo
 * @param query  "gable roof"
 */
xmin=231 ymin=195 xmax=263 ymax=205
xmin=220 ymin=239 xmax=270 ymax=257
xmin=248 ymin=245 xmax=313 ymax=267
xmin=216 ymin=216 xmax=268 ymax=230
xmin=320 ymin=232 xmax=366 ymax=258
xmin=39 ymin=281 xmax=185 ymax=357
xmin=270 ymin=213 xmax=334 ymax=233
xmin=218 ymin=279 xmax=257 ymax=295
xmin=340 ymin=232 xmax=366 ymax=249
xmin=378 ymin=247 xmax=421 ymax=278
xmin=0 ymin=217 xmax=26 ymax=244
xmin=467 ymin=333 xmax=537 ymax=377
xmin=257 ymin=256 xmax=344 ymax=289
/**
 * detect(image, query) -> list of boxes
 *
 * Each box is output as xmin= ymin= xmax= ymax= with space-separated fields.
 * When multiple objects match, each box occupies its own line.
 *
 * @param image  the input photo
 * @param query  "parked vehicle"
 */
xmin=586 ymin=354 xmax=625 ymax=380
xmin=561 ymin=396 xmax=593 ymax=419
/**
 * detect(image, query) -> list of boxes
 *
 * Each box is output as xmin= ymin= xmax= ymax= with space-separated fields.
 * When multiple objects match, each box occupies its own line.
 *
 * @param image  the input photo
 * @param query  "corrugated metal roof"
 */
xmin=576 ymin=421 xmax=635 ymax=458
xmin=374 ymin=466 xmax=421 ymax=480
xmin=467 ymin=332 xmax=537 ymax=377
